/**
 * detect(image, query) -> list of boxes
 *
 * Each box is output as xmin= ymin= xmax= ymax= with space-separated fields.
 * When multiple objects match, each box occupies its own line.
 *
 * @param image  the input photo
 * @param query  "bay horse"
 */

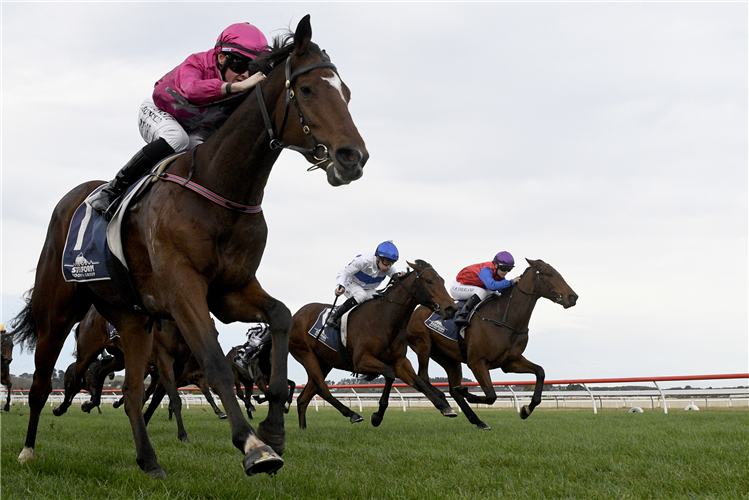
xmin=227 ymin=346 xmax=296 ymax=419
xmin=11 ymin=15 xmax=367 ymax=478
xmin=52 ymin=306 xmax=125 ymax=417
xmin=1 ymin=331 xmax=13 ymax=412
xmin=290 ymin=260 xmax=458 ymax=429
xmin=143 ymin=351 xmax=229 ymax=443
xmin=54 ymin=305 xmax=226 ymax=424
xmin=406 ymin=259 xmax=578 ymax=430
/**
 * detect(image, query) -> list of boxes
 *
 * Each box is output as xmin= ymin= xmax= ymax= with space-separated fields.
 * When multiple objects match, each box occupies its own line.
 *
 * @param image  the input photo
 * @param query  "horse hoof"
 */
xmin=147 ymin=468 xmax=167 ymax=480
xmin=243 ymin=445 xmax=284 ymax=476
xmin=477 ymin=422 xmax=492 ymax=430
xmin=52 ymin=406 xmax=67 ymax=416
xmin=441 ymin=408 xmax=458 ymax=418
xmin=520 ymin=406 xmax=531 ymax=419
xmin=81 ymin=403 xmax=93 ymax=413
xmin=370 ymin=414 xmax=382 ymax=427
xmin=18 ymin=447 xmax=36 ymax=464
xmin=217 ymin=412 xmax=227 ymax=419
xmin=257 ymin=422 xmax=286 ymax=456
xmin=350 ymin=413 xmax=364 ymax=424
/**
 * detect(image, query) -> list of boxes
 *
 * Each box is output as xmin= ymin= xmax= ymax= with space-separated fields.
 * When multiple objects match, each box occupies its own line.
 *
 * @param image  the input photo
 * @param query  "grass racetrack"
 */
xmin=1 ymin=403 xmax=747 ymax=499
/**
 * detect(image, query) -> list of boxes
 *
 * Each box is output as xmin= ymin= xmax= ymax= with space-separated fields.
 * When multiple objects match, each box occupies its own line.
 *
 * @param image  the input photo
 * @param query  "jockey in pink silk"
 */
xmin=88 ymin=22 xmax=268 ymax=219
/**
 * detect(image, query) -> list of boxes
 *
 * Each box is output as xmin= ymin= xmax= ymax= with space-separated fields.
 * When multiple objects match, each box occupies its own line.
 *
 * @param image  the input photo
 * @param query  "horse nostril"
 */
xmin=335 ymin=147 xmax=363 ymax=168
xmin=569 ymin=295 xmax=578 ymax=306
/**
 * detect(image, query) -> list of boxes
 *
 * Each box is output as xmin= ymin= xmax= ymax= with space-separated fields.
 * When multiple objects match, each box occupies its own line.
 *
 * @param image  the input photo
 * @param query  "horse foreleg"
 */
xmin=441 ymin=362 xmax=489 ymax=429
xmin=255 ymin=300 xmax=292 ymax=458
xmin=502 ymin=356 xmax=545 ymax=419
xmin=459 ymin=359 xmax=498 ymax=406
xmin=371 ymin=376 xmax=394 ymax=427
xmin=119 ymin=324 xmax=165 ymax=478
xmin=295 ymin=380 xmax=317 ymax=429
xmin=392 ymin=357 xmax=457 ymax=418
xmin=4 ymin=381 xmax=11 ymax=412
xmin=198 ymin=378 xmax=226 ymax=419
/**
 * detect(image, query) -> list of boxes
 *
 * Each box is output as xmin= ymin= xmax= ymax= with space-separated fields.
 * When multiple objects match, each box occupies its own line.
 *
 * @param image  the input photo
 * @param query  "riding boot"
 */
xmin=88 ymin=138 xmax=175 ymax=219
xmin=325 ymin=297 xmax=358 ymax=329
xmin=454 ymin=294 xmax=482 ymax=328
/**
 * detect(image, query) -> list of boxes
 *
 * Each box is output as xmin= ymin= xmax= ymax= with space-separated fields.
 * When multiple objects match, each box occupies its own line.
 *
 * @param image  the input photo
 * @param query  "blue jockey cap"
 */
xmin=375 ymin=240 xmax=399 ymax=261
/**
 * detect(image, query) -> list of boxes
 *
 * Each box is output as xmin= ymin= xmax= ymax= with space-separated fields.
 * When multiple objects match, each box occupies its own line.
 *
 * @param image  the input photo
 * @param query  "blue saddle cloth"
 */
xmin=307 ymin=308 xmax=338 ymax=351
xmin=424 ymin=300 xmax=466 ymax=341
xmin=62 ymin=185 xmax=112 ymax=282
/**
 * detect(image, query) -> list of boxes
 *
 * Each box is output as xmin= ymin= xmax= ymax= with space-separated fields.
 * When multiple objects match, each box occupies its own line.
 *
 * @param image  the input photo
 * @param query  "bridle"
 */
xmin=475 ymin=264 xmax=562 ymax=334
xmin=255 ymin=53 xmax=337 ymax=170
xmin=383 ymin=266 xmax=442 ymax=313
xmin=516 ymin=263 xmax=565 ymax=304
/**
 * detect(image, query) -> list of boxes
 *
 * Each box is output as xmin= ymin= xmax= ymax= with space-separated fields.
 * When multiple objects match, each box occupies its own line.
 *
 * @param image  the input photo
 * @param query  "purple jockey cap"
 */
xmin=492 ymin=251 xmax=514 ymax=267
xmin=215 ymin=23 xmax=268 ymax=60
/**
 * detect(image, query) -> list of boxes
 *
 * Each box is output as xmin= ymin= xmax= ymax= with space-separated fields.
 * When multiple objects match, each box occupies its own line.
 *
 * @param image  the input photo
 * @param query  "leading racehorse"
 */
xmin=11 ymin=16 xmax=367 ymax=478
xmin=406 ymin=259 xmax=577 ymax=429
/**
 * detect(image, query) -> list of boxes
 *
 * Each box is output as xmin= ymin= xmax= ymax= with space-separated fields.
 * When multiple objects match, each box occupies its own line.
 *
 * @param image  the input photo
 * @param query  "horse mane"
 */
xmin=249 ymin=31 xmax=327 ymax=76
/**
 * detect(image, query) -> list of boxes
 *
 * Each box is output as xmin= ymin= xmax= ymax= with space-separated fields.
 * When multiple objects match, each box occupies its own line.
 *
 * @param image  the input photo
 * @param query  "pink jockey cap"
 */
xmin=215 ymin=22 xmax=268 ymax=59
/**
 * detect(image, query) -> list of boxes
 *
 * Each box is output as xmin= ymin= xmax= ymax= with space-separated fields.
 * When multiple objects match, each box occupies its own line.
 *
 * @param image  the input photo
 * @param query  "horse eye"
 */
xmin=300 ymin=85 xmax=312 ymax=95
xmin=426 ymin=279 xmax=433 ymax=285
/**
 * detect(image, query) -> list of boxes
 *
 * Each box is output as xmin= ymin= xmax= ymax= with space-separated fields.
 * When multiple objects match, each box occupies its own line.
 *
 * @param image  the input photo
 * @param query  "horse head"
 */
xmin=256 ymin=15 xmax=368 ymax=187
xmin=523 ymin=259 xmax=578 ymax=309
xmin=402 ymin=260 xmax=458 ymax=320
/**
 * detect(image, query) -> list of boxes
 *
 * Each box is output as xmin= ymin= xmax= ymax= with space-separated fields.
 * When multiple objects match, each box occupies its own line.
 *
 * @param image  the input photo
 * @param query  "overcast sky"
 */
xmin=2 ymin=2 xmax=747 ymax=389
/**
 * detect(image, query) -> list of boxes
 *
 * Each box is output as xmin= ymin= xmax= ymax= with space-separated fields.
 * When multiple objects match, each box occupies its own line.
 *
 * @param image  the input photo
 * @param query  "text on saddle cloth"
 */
xmin=307 ymin=307 xmax=357 ymax=351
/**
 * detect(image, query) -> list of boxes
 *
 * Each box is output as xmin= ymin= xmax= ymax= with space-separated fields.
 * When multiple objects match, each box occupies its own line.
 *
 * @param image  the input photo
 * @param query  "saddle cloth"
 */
xmin=307 ymin=306 xmax=356 ymax=351
xmin=62 ymin=153 xmax=185 ymax=282
xmin=424 ymin=301 xmax=465 ymax=341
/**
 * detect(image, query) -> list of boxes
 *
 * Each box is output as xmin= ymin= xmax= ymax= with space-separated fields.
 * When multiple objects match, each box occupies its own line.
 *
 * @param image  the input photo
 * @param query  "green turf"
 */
xmin=1 ymin=404 xmax=747 ymax=499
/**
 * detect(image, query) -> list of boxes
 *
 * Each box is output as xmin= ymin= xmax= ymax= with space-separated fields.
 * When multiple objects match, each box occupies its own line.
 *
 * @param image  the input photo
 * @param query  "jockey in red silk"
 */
xmin=451 ymin=251 xmax=521 ymax=327
xmin=88 ymin=23 xmax=268 ymax=219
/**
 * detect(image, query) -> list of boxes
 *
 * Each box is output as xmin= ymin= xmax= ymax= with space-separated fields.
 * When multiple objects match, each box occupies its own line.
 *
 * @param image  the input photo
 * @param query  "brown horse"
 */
xmin=143 ymin=351 xmax=229 ymax=442
xmin=227 ymin=346 xmax=296 ymax=419
xmin=1 ymin=331 xmax=13 ymax=412
xmin=290 ymin=260 xmax=458 ymax=429
xmin=406 ymin=259 xmax=578 ymax=430
xmin=53 ymin=307 xmax=125 ymax=416
xmin=11 ymin=16 xmax=367 ymax=478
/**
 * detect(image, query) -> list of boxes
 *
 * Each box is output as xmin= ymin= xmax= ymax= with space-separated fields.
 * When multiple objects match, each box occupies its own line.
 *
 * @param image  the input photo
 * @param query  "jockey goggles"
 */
xmin=225 ymin=54 xmax=253 ymax=74
xmin=379 ymin=257 xmax=396 ymax=267
xmin=496 ymin=264 xmax=514 ymax=272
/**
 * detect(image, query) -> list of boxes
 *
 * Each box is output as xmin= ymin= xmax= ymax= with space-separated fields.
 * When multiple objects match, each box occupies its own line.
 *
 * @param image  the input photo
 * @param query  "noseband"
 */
xmin=255 ymin=54 xmax=337 ymax=170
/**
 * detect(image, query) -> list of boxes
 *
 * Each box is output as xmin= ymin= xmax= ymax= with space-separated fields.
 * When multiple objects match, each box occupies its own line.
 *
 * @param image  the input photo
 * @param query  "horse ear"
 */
xmin=407 ymin=261 xmax=416 ymax=269
xmin=525 ymin=258 xmax=536 ymax=267
xmin=294 ymin=14 xmax=312 ymax=56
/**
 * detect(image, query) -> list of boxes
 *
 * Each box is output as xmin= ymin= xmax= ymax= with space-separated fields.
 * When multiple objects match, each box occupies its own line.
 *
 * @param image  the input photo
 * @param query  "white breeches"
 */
xmin=450 ymin=281 xmax=490 ymax=301
xmin=138 ymin=97 xmax=208 ymax=152
xmin=343 ymin=282 xmax=377 ymax=303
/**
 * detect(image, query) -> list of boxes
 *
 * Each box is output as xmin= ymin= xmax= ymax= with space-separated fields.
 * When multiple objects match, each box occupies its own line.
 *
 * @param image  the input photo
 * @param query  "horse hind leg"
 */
xmin=4 ymin=381 xmax=11 ymax=412
xmin=19 ymin=294 xmax=90 ymax=463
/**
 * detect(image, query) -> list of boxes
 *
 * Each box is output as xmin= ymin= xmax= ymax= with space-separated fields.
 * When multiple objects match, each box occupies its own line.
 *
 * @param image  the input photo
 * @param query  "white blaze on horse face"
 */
xmin=322 ymin=74 xmax=347 ymax=104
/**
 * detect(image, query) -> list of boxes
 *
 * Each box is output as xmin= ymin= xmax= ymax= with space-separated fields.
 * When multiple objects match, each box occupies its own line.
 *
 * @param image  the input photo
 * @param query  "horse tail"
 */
xmin=10 ymin=288 xmax=38 ymax=352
